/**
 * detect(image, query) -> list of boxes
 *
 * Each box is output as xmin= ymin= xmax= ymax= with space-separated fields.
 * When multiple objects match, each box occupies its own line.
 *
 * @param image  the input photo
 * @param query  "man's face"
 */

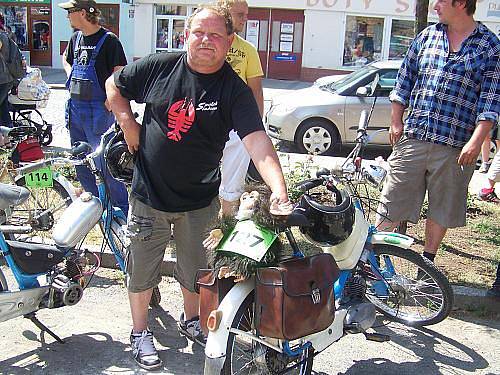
xmin=66 ymin=8 xmax=85 ymax=29
xmin=434 ymin=0 xmax=463 ymax=24
xmin=186 ymin=9 xmax=233 ymax=73
xmin=229 ymin=2 xmax=248 ymax=34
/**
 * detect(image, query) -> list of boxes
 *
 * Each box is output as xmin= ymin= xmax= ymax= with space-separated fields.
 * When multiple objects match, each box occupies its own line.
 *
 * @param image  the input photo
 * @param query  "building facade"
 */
xmin=0 ymin=0 xmax=135 ymax=68
xmin=131 ymin=0 xmax=500 ymax=80
xmin=1 ymin=0 xmax=498 ymax=80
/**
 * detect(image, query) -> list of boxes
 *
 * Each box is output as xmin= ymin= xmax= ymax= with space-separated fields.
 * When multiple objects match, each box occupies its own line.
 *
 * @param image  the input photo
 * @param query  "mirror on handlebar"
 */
xmin=356 ymin=86 xmax=372 ymax=97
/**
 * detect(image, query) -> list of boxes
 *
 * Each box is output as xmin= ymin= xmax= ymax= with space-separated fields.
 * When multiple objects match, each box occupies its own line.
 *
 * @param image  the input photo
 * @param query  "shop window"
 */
xmin=32 ymin=20 xmax=49 ymax=51
xmin=156 ymin=18 xmax=185 ymax=51
xmin=172 ymin=20 xmax=185 ymax=49
xmin=344 ymin=16 xmax=384 ymax=67
xmin=99 ymin=5 xmax=120 ymax=36
xmin=156 ymin=19 xmax=170 ymax=49
xmin=0 ymin=5 xmax=28 ymax=49
xmin=389 ymin=20 xmax=414 ymax=59
xmin=156 ymin=5 xmax=187 ymax=16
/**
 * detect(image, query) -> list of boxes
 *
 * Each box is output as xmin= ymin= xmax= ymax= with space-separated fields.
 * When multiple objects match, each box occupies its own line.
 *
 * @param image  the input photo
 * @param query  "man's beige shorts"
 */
xmin=125 ymin=196 xmax=220 ymax=293
xmin=378 ymin=137 xmax=475 ymax=228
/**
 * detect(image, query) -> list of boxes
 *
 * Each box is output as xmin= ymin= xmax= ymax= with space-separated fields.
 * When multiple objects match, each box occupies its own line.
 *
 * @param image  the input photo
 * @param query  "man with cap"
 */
xmin=59 ymin=0 xmax=129 ymax=215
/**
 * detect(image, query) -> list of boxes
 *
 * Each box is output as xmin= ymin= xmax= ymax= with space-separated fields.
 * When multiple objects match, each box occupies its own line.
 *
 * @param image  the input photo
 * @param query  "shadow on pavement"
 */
xmin=337 ymin=321 xmax=491 ymax=375
xmin=0 ymin=331 xmax=131 ymax=374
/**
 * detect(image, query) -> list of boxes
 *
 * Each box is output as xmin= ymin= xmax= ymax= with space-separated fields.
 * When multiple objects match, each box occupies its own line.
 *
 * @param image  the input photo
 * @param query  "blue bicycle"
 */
xmin=0 ymin=126 xmax=160 ymax=342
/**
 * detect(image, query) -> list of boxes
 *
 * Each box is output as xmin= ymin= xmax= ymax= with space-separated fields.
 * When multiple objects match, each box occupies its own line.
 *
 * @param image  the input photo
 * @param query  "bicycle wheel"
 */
xmin=7 ymin=178 xmax=72 ymax=244
xmin=222 ymin=293 xmax=314 ymax=375
xmin=109 ymin=217 xmax=161 ymax=308
xmin=366 ymin=244 xmax=453 ymax=326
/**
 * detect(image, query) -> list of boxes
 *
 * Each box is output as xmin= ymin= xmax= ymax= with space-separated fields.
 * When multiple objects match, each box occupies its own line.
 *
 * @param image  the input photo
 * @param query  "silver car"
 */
xmin=266 ymin=60 xmax=403 ymax=155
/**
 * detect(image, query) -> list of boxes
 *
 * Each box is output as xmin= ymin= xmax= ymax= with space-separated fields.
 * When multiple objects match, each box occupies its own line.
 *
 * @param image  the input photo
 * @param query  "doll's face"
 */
xmin=239 ymin=191 xmax=260 ymax=211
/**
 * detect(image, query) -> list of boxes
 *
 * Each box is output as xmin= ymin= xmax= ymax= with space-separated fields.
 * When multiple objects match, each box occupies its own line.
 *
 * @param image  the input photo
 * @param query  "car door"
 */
xmin=343 ymin=69 xmax=397 ymax=145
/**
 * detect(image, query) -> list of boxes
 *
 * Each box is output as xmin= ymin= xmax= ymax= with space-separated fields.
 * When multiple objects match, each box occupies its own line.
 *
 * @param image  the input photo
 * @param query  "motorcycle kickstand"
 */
xmin=24 ymin=312 xmax=65 ymax=344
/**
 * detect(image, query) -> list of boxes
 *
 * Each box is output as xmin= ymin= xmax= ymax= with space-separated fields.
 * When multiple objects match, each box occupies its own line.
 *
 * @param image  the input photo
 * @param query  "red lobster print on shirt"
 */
xmin=166 ymin=98 xmax=196 ymax=142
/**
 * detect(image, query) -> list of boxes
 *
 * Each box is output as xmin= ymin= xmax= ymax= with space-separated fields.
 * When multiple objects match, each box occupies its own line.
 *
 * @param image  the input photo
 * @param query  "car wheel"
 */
xmin=296 ymin=119 xmax=338 ymax=155
xmin=476 ymin=139 xmax=497 ymax=169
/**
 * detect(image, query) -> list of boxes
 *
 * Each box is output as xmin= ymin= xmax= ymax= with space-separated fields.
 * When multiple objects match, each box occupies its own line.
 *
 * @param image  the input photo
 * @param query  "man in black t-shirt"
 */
xmin=59 ymin=0 xmax=129 ymax=215
xmin=106 ymin=5 xmax=290 ymax=370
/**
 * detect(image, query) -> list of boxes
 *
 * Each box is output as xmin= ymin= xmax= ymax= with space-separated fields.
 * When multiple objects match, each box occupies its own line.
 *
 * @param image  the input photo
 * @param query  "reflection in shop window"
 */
xmin=156 ymin=19 xmax=170 ymax=49
xmin=0 ymin=5 xmax=28 ymax=49
xmin=390 ymin=20 xmax=414 ymax=59
xmin=33 ymin=20 xmax=49 ymax=51
xmin=172 ymin=20 xmax=185 ymax=49
xmin=343 ymin=16 xmax=383 ymax=67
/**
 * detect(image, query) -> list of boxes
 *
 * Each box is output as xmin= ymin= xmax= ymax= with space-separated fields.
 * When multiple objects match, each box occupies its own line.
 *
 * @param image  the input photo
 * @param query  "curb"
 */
xmin=452 ymin=285 xmax=500 ymax=314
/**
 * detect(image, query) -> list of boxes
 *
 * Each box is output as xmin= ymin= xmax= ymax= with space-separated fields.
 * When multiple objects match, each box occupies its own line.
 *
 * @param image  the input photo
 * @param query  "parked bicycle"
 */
xmin=203 ymin=101 xmax=453 ymax=374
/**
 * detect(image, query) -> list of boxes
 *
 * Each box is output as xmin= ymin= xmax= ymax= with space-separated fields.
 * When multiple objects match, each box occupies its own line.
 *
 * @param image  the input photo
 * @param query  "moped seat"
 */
xmin=0 ymin=183 xmax=30 ymax=210
xmin=6 ymin=240 xmax=66 ymax=275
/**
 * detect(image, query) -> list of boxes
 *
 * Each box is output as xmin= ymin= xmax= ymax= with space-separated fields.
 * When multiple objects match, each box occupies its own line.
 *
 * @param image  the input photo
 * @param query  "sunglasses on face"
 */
xmin=67 ymin=8 xmax=82 ymax=14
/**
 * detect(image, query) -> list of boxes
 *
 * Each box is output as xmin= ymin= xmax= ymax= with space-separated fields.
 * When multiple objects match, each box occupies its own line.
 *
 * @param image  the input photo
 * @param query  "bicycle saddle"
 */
xmin=0 ymin=183 xmax=30 ymax=210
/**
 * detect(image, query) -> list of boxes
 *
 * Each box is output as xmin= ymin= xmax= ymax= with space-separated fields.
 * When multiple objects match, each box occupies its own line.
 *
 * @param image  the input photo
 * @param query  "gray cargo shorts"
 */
xmin=125 ymin=196 xmax=220 ymax=293
xmin=377 ymin=137 xmax=475 ymax=228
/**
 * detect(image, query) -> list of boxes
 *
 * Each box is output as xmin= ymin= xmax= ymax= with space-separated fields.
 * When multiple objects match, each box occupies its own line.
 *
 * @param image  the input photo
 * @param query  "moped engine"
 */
xmin=49 ymin=274 xmax=83 ymax=307
xmin=43 ymin=256 xmax=89 ymax=308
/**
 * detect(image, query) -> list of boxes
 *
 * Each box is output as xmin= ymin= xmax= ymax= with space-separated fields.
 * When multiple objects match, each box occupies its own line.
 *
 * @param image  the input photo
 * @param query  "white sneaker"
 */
xmin=130 ymin=329 xmax=162 ymax=370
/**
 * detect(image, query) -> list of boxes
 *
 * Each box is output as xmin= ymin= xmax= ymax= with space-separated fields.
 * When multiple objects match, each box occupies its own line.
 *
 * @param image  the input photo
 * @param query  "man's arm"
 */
xmin=246 ymin=76 xmax=264 ymax=117
xmin=242 ymin=130 xmax=288 ymax=203
xmin=458 ymin=120 xmax=493 ymax=166
xmin=389 ymin=101 xmax=406 ymax=146
xmin=62 ymin=52 xmax=71 ymax=77
xmin=105 ymin=75 xmax=141 ymax=153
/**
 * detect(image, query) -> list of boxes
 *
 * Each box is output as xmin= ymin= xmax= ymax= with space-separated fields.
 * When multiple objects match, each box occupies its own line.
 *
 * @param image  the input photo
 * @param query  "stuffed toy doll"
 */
xmin=203 ymin=184 xmax=293 ymax=282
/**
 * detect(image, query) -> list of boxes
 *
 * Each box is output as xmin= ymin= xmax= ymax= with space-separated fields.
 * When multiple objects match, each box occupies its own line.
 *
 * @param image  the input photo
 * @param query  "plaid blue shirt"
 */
xmin=390 ymin=22 xmax=499 ymax=148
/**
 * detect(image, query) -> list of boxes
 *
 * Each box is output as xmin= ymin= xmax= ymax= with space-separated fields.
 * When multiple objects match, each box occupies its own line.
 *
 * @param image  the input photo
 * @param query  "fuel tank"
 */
xmin=53 ymin=192 xmax=103 ymax=248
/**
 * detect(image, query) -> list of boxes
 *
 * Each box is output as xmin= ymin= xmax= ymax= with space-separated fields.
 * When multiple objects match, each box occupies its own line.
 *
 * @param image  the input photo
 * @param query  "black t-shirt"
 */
xmin=114 ymin=52 xmax=263 ymax=212
xmin=65 ymin=28 xmax=127 ymax=90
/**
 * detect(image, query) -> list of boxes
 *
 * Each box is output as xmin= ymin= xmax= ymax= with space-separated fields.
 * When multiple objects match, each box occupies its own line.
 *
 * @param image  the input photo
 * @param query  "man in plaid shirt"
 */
xmin=376 ymin=0 xmax=499 ymax=264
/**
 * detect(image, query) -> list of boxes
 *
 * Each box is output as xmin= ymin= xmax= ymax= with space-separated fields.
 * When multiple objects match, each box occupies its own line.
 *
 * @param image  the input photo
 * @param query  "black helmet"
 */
xmin=105 ymin=131 xmax=134 ymax=184
xmin=298 ymin=186 xmax=355 ymax=247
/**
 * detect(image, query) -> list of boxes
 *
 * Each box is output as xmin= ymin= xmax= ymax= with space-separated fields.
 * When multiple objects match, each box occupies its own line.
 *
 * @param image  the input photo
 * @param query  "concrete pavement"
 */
xmin=0 ymin=267 xmax=498 ymax=375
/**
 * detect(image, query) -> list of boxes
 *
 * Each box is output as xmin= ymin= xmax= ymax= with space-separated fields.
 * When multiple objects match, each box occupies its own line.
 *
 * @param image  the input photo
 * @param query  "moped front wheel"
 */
xmin=366 ymin=244 xmax=453 ymax=326
xmin=223 ymin=293 xmax=314 ymax=375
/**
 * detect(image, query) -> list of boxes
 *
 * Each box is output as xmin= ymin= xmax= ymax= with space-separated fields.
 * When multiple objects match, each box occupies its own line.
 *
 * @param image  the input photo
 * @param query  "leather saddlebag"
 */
xmin=196 ymin=269 xmax=235 ymax=336
xmin=255 ymin=253 xmax=340 ymax=340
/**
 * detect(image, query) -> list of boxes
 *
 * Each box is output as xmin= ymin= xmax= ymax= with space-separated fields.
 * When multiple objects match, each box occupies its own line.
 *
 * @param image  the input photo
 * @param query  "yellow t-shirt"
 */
xmin=226 ymin=34 xmax=263 ymax=83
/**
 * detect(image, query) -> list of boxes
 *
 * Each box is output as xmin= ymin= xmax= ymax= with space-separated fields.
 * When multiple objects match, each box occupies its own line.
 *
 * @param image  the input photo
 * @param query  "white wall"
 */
xmin=302 ymin=10 xmax=344 ymax=70
xmin=133 ymin=3 xmax=155 ymax=59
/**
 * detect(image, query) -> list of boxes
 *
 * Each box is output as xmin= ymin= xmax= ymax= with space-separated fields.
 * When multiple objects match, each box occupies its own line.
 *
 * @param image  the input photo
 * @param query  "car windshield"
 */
xmin=321 ymin=65 xmax=378 ymax=93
